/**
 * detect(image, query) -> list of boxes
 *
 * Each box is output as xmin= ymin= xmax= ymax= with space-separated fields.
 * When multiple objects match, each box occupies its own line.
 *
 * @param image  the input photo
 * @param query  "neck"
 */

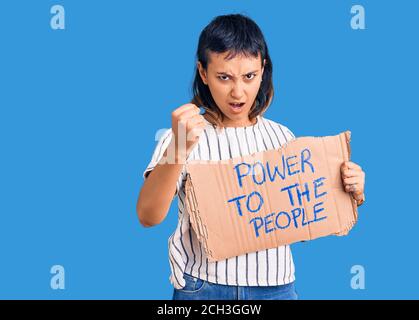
xmin=221 ymin=116 xmax=257 ymax=128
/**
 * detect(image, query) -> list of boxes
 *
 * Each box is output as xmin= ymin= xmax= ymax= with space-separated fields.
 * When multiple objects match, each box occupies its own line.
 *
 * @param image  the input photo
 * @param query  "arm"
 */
xmin=136 ymin=103 xmax=205 ymax=228
xmin=136 ymin=138 xmax=184 ymax=227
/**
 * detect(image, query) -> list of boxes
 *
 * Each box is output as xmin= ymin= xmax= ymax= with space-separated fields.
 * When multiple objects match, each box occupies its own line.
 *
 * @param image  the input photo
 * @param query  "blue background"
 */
xmin=0 ymin=0 xmax=418 ymax=299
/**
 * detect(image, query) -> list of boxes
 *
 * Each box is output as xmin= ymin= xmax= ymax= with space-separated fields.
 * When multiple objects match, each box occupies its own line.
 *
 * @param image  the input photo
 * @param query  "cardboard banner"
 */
xmin=184 ymin=131 xmax=358 ymax=262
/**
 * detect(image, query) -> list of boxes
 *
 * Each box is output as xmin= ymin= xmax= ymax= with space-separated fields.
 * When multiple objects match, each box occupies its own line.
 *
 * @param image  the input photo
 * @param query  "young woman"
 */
xmin=136 ymin=14 xmax=366 ymax=300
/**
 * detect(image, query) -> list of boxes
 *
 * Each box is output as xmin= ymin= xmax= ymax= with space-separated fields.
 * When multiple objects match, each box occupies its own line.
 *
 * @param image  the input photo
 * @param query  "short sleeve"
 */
xmin=142 ymin=128 xmax=186 ymax=197
xmin=142 ymin=128 xmax=173 ymax=180
xmin=279 ymin=124 xmax=296 ymax=141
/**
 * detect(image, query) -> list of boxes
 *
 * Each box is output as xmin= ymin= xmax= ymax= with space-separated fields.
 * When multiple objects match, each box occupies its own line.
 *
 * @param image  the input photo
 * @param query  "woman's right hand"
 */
xmin=136 ymin=104 xmax=206 ymax=227
xmin=171 ymin=103 xmax=206 ymax=163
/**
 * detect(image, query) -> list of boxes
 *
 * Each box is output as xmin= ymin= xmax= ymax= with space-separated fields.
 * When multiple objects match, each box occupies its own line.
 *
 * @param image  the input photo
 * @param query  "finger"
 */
xmin=178 ymin=108 xmax=200 ymax=121
xmin=342 ymin=169 xmax=359 ymax=178
xmin=186 ymin=115 xmax=205 ymax=127
xmin=183 ymin=115 xmax=205 ymax=130
xmin=343 ymin=177 xmax=360 ymax=185
xmin=173 ymin=104 xmax=198 ymax=117
xmin=342 ymin=168 xmax=361 ymax=178
xmin=180 ymin=103 xmax=199 ymax=112
xmin=343 ymin=161 xmax=362 ymax=171
xmin=172 ymin=103 xmax=195 ymax=116
xmin=190 ymin=114 xmax=205 ymax=122
xmin=344 ymin=184 xmax=358 ymax=193
xmin=187 ymin=122 xmax=206 ymax=139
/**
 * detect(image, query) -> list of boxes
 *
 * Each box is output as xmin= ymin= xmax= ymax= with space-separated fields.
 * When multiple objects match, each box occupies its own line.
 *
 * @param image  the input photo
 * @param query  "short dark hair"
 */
xmin=191 ymin=13 xmax=274 ymax=127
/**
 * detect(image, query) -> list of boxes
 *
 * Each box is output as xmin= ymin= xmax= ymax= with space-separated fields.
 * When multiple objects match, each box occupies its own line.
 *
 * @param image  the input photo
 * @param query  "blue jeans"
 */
xmin=172 ymin=273 xmax=298 ymax=300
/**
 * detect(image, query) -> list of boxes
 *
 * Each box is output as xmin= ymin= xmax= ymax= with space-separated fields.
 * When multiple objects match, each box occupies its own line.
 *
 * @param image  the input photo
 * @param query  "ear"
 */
xmin=197 ymin=61 xmax=208 ymax=85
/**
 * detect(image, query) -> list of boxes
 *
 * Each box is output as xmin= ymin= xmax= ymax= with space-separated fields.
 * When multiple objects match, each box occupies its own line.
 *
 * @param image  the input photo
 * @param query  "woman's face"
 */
xmin=198 ymin=51 xmax=265 ymax=127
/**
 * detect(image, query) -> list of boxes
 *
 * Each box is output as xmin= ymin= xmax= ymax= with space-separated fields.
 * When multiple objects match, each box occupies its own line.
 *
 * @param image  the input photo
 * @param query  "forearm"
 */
xmin=136 ymin=140 xmax=185 ymax=227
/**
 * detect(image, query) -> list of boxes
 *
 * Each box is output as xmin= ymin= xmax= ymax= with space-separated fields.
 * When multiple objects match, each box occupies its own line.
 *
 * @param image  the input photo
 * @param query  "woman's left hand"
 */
xmin=340 ymin=161 xmax=365 ymax=203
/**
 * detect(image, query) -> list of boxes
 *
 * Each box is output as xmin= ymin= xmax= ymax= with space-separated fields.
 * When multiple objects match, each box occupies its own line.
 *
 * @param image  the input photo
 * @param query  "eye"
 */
xmin=245 ymin=73 xmax=256 ymax=80
xmin=218 ymin=75 xmax=230 ymax=81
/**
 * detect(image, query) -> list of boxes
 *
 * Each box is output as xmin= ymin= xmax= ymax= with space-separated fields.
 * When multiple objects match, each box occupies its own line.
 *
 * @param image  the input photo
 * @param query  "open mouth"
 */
xmin=229 ymin=102 xmax=245 ymax=111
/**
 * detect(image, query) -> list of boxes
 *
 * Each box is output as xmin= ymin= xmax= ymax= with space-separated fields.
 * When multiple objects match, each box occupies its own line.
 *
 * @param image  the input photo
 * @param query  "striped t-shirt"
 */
xmin=143 ymin=115 xmax=297 ymax=290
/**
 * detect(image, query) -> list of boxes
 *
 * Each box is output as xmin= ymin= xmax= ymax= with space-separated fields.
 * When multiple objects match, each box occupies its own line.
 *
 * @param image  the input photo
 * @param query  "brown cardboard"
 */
xmin=184 ymin=131 xmax=358 ymax=262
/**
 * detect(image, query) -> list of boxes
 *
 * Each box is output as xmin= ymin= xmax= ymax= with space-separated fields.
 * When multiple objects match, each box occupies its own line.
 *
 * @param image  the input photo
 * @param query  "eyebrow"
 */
xmin=216 ymin=70 xmax=259 ymax=76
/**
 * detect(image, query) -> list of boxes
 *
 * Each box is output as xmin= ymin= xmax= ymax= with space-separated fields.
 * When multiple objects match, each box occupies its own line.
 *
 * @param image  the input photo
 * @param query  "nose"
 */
xmin=230 ymin=80 xmax=245 ymax=100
